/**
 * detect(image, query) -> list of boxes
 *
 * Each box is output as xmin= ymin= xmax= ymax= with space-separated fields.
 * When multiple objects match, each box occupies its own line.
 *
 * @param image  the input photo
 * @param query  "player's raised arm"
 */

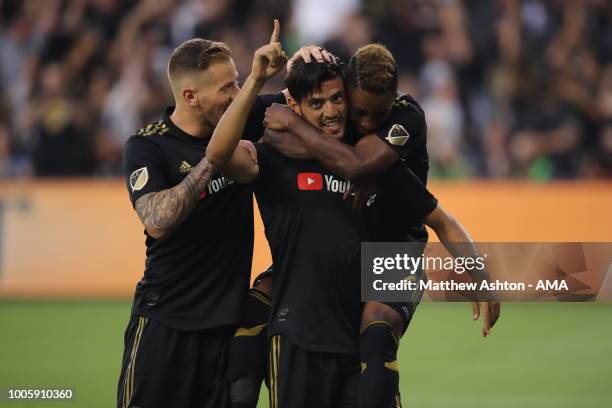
xmin=206 ymin=19 xmax=287 ymax=173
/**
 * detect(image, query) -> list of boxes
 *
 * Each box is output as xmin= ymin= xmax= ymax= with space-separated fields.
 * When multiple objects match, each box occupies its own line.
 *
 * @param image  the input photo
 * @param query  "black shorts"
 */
xmin=259 ymin=266 xmax=423 ymax=335
xmin=382 ymin=269 xmax=426 ymax=334
xmin=268 ymin=334 xmax=359 ymax=408
xmin=253 ymin=265 xmax=274 ymax=287
xmin=117 ymin=314 xmax=232 ymax=408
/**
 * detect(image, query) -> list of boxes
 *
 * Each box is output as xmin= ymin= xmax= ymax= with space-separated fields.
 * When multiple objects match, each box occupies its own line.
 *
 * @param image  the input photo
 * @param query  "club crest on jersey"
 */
xmin=385 ymin=124 xmax=410 ymax=146
xmin=129 ymin=167 xmax=149 ymax=192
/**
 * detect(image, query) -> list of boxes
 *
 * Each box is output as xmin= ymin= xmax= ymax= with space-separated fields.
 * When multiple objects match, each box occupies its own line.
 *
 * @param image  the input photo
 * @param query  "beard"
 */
xmin=195 ymin=105 xmax=221 ymax=136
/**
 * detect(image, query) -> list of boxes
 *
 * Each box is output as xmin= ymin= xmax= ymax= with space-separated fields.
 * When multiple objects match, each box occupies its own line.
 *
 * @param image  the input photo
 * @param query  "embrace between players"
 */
xmin=119 ymin=20 xmax=501 ymax=408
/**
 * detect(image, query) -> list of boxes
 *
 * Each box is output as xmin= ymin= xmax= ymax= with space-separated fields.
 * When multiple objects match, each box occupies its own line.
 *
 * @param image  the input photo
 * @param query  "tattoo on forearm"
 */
xmin=182 ymin=157 xmax=217 ymax=200
xmin=135 ymin=157 xmax=216 ymax=235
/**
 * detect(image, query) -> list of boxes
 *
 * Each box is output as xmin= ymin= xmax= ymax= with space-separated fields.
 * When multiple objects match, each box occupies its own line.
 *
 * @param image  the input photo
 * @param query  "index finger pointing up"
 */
xmin=270 ymin=19 xmax=280 ymax=44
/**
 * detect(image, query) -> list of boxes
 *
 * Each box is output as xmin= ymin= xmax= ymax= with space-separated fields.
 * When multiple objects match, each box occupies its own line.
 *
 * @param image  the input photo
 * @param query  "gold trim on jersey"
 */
xmin=249 ymin=289 xmax=272 ymax=306
xmin=234 ymin=324 xmax=266 ymax=337
xmin=122 ymin=316 xmax=148 ymax=408
xmin=269 ymin=335 xmax=280 ymax=408
xmin=384 ymin=359 xmax=400 ymax=373
xmin=136 ymin=120 xmax=170 ymax=137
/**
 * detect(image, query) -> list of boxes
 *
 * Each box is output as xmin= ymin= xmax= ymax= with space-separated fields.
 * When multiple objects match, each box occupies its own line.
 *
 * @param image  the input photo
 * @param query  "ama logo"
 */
xmin=297 ymin=173 xmax=323 ymax=190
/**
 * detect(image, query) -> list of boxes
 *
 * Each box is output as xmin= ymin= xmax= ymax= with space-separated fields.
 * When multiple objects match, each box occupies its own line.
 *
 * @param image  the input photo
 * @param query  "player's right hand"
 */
xmin=251 ymin=19 xmax=287 ymax=82
xmin=471 ymin=300 xmax=501 ymax=337
xmin=287 ymin=45 xmax=337 ymax=72
xmin=263 ymin=103 xmax=298 ymax=131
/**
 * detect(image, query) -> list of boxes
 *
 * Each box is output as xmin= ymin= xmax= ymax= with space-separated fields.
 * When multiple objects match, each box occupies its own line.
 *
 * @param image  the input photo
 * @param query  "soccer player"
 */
xmin=207 ymin=57 xmax=366 ymax=407
xmin=117 ymin=21 xmax=285 ymax=408
xmin=262 ymin=44 xmax=501 ymax=407
xmin=226 ymin=265 xmax=273 ymax=408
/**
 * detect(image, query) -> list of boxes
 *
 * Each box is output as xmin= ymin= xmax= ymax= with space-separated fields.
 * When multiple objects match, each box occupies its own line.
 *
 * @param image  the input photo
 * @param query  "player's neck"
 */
xmin=169 ymin=107 xmax=213 ymax=139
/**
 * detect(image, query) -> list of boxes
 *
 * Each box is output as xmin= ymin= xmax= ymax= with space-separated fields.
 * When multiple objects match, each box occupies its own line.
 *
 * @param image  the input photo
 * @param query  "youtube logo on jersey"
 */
xmin=297 ymin=172 xmax=323 ymax=190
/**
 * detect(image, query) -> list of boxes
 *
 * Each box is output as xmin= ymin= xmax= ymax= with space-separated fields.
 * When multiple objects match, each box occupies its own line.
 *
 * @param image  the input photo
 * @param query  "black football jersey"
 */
xmin=368 ymin=162 xmax=438 ymax=242
xmin=373 ymin=93 xmax=429 ymax=184
xmin=122 ymin=94 xmax=283 ymax=330
xmin=356 ymin=92 xmax=434 ymax=242
xmin=253 ymin=144 xmax=366 ymax=355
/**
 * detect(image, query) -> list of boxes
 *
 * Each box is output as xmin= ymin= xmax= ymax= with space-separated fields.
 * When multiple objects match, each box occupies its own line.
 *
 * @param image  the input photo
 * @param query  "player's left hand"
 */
xmin=471 ymin=300 xmax=501 ymax=337
xmin=286 ymin=44 xmax=337 ymax=72
xmin=264 ymin=103 xmax=298 ymax=131
xmin=251 ymin=19 xmax=288 ymax=82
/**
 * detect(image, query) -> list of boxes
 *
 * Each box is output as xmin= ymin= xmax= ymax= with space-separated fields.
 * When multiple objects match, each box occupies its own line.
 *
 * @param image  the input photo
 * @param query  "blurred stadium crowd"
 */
xmin=0 ymin=0 xmax=611 ymax=179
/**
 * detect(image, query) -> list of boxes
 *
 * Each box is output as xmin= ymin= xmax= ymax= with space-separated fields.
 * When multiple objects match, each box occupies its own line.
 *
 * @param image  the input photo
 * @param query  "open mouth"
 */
xmin=321 ymin=118 xmax=343 ymax=134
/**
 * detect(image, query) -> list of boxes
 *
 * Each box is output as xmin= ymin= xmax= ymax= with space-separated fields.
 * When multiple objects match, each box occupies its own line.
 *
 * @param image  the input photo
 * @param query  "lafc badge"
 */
xmin=385 ymin=124 xmax=410 ymax=146
xmin=130 ymin=167 xmax=149 ymax=192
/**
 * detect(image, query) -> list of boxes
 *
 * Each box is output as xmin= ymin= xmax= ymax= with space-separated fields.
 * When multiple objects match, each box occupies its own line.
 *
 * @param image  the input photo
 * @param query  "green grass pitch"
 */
xmin=0 ymin=301 xmax=610 ymax=407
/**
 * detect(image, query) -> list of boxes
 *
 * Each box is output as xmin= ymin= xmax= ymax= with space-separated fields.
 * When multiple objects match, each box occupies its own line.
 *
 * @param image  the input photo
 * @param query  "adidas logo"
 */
xmin=179 ymin=161 xmax=192 ymax=173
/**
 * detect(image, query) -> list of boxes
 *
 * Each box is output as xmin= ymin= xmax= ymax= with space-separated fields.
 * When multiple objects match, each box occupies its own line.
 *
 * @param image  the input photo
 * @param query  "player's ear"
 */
xmin=287 ymin=95 xmax=301 ymax=115
xmin=182 ymin=88 xmax=198 ymax=107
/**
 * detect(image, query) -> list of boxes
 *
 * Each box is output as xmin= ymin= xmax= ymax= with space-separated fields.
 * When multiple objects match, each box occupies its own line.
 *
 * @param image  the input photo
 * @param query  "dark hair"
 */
xmin=285 ymin=58 xmax=345 ymax=103
xmin=347 ymin=44 xmax=398 ymax=94
xmin=167 ymin=38 xmax=232 ymax=80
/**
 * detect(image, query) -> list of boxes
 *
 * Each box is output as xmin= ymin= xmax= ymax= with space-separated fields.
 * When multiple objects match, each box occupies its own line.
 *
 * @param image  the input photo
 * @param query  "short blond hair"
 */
xmin=167 ymin=38 xmax=231 ymax=81
xmin=348 ymin=44 xmax=397 ymax=93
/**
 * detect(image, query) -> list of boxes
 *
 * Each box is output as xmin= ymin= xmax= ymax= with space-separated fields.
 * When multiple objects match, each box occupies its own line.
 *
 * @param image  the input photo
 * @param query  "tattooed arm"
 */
xmin=134 ymin=157 xmax=216 ymax=239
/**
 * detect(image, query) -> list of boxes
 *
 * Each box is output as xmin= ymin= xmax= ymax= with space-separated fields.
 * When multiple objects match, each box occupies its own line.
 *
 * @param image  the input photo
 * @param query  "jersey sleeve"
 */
xmin=243 ymin=92 xmax=287 ymax=142
xmin=253 ymin=142 xmax=292 ymax=194
xmin=380 ymin=163 xmax=438 ymax=224
xmin=122 ymin=136 xmax=172 ymax=207
xmin=374 ymin=97 xmax=427 ymax=160
xmin=253 ymin=143 xmax=277 ymax=185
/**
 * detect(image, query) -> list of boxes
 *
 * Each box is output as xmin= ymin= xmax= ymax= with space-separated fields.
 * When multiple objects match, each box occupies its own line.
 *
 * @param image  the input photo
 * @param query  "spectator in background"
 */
xmin=26 ymin=63 xmax=97 ymax=176
xmin=0 ymin=124 xmax=31 ymax=178
xmin=323 ymin=13 xmax=374 ymax=63
xmin=508 ymin=78 xmax=581 ymax=180
xmin=101 ymin=0 xmax=175 ymax=174
xmin=420 ymin=31 xmax=471 ymax=178
xmin=290 ymin=0 xmax=359 ymax=45
xmin=0 ymin=0 xmax=611 ymax=180
xmin=592 ymin=64 xmax=612 ymax=177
